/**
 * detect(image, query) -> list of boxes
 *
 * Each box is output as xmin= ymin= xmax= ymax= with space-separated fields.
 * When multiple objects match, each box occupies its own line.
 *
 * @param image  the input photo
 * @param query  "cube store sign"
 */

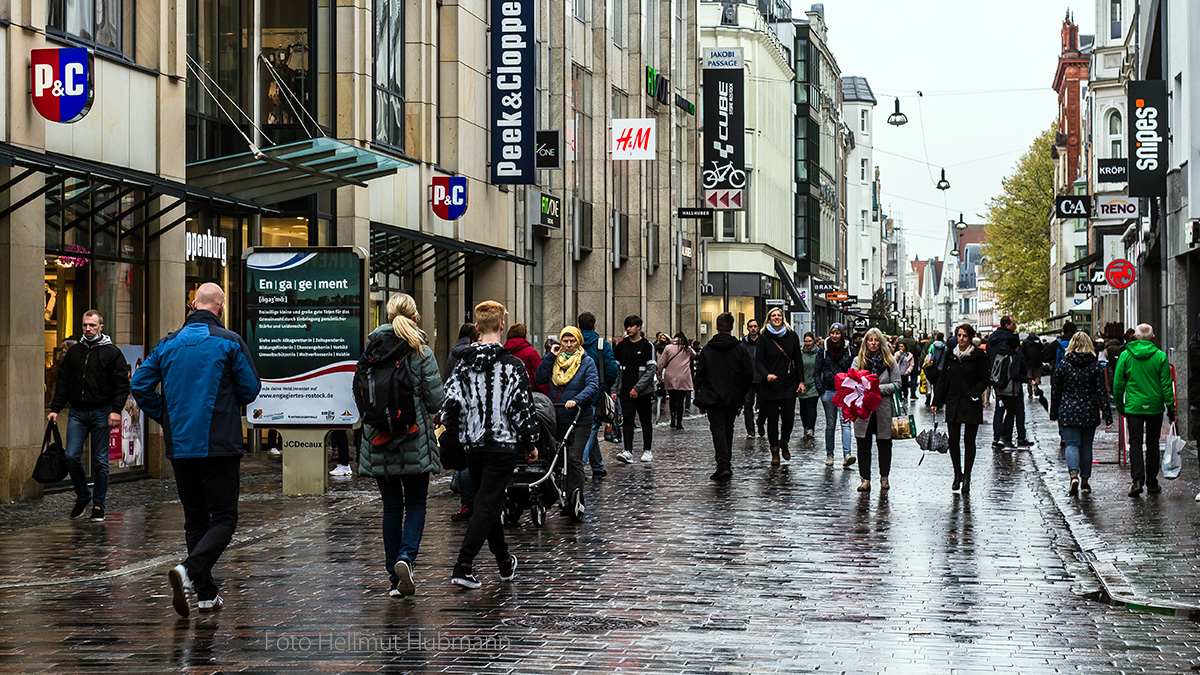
xmin=489 ymin=0 xmax=535 ymax=184
xmin=31 ymin=48 xmax=94 ymax=124
xmin=431 ymin=176 xmax=468 ymax=220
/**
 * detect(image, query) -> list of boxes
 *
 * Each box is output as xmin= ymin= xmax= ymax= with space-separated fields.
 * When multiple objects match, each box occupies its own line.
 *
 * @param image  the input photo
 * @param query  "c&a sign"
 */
xmin=31 ymin=48 xmax=94 ymax=124
xmin=431 ymin=176 xmax=468 ymax=220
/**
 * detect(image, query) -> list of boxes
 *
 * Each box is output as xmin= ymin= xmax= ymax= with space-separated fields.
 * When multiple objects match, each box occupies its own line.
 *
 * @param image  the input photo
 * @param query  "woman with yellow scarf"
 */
xmin=535 ymin=326 xmax=600 ymax=521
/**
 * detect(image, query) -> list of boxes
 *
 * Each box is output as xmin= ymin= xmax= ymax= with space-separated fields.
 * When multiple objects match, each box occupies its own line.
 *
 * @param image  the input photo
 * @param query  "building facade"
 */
xmin=841 ymin=76 xmax=878 ymax=319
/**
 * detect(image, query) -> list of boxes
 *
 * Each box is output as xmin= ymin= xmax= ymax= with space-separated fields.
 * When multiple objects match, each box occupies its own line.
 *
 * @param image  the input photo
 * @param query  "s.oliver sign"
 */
xmin=490 ymin=0 xmax=535 ymax=184
xmin=1127 ymin=80 xmax=1167 ymax=198
xmin=31 ymin=48 xmax=94 ymax=123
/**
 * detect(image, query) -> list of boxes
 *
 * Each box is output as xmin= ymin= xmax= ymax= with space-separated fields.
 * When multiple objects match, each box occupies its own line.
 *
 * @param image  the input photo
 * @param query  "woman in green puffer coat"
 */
xmin=357 ymin=293 xmax=444 ymax=598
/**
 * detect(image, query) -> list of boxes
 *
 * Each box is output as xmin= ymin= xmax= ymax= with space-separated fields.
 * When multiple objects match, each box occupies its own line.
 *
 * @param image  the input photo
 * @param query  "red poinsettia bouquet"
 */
xmin=833 ymin=369 xmax=882 ymax=422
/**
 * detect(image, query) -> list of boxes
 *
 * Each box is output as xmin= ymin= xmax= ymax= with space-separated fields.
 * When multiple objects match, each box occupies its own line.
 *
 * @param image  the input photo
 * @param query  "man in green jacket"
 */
xmin=1113 ymin=323 xmax=1177 ymax=497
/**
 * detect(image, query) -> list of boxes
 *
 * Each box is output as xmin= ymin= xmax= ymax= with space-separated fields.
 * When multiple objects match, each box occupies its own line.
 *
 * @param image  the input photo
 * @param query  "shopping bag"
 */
xmin=918 ymin=369 xmax=928 ymax=395
xmin=890 ymin=392 xmax=916 ymax=439
xmin=32 ymin=422 xmax=69 ymax=484
xmin=1162 ymin=423 xmax=1184 ymax=480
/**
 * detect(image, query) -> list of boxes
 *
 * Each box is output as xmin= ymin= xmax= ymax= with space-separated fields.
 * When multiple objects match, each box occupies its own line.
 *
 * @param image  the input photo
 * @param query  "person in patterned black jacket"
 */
xmin=441 ymin=301 xmax=539 ymax=590
xmin=1049 ymin=331 xmax=1113 ymax=497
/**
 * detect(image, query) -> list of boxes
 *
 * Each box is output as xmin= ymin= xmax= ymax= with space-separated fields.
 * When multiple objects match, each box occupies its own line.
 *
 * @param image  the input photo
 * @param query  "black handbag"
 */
xmin=438 ymin=417 xmax=467 ymax=471
xmin=33 ymin=422 xmax=69 ymax=484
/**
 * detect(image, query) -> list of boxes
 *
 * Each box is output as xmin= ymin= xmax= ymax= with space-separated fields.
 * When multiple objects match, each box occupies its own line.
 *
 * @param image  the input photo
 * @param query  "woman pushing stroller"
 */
xmin=535 ymin=326 xmax=600 ymax=520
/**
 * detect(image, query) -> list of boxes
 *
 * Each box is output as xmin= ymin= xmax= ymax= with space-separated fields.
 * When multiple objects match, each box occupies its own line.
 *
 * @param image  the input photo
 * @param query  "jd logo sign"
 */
xmin=430 ymin=176 xmax=468 ymax=220
xmin=31 ymin=48 xmax=94 ymax=123
xmin=1055 ymin=195 xmax=1092 ymax=219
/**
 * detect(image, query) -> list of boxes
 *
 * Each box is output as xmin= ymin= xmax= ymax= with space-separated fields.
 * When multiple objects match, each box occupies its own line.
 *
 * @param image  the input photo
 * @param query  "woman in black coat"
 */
xmin=753 ymin=307 xmax=806 ymax=466
xmin=932 ymin=323 xmax=989 ymax=493
xmin=1049 ymin=331 xmax=1113 ymax=495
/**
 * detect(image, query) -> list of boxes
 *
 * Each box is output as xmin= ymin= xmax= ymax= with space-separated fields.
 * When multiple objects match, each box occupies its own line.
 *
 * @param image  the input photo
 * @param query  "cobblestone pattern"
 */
xmin=1 ymin=408 xmax=1199 ymax=673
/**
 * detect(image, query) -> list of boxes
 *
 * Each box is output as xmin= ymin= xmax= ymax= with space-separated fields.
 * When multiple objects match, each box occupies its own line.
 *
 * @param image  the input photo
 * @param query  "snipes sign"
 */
xmin=31 ymin=48 xmax=94 ymax=123
xmin=1127 ymin=80 xmax=1167 ymax=198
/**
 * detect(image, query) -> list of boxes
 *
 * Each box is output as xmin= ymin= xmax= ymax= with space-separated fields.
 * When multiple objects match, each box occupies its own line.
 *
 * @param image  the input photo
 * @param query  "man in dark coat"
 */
xmin=694 ymin=312 xmax=754 ymax=480
xmin=740 ymin=319 xmax=764 ymax=437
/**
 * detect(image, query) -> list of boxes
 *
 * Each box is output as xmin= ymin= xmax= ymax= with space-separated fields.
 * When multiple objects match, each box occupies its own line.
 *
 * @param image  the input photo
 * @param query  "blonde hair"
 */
xmin=856 ymin=327 xmax=896 ymax=371
xmin=1065 ymin=330 xmax=1095 ymax=356
xmin=765 ymin=307 xmax=791 ymax=330
xmin=474 ymin=300 xmax=507 ymax=335
xmin=387 ymin=293 xmax=426 ymax=350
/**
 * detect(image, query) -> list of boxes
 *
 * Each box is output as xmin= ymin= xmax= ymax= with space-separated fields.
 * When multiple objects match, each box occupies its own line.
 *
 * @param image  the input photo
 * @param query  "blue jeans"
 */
xmin=457 ymin=469 xmax=475 ymax=507
xmin=65 ymin=408 xmax=111 ymax=509
xmin=376 ymin=473 xmax=430 ymax=583
xmin=820 ymin=391 xmax=852 ymax=458
xmin=743 ymin=386 xmax=762 ymax=434
xmin=583 ymin=418 xmax=605 ymax=471
xmin=1061 ymin=425 xmax=1096 ymax=479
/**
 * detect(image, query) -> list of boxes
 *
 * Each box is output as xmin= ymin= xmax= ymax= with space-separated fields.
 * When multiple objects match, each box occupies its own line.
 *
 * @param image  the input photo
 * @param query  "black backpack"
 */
xmin=990 ymin=353 xmax=1017 ymax=391
xmin=353 ymin=333 xmax=420 ymax=442
xmin=32 ymin=423 xmax=69 ymax=484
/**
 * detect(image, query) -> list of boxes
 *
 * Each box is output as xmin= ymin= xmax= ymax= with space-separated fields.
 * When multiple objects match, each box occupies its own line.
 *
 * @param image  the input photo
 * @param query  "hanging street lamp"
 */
xmin=936 ymin=168 xmax=950 ymax=191
xmin=887 ymin=98 xmax=908 ymax=126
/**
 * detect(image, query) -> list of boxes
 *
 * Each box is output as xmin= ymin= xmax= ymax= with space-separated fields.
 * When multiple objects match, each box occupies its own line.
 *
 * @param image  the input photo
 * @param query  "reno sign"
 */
xmin=1095 ymin=195 xmax=1140 ymax=220
xmin=31 ymin=48 xmax=94 ymax=123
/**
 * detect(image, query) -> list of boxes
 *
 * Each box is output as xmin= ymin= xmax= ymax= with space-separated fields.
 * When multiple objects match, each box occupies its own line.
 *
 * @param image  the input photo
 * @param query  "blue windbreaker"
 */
xmin=131 ymin=310 xmax=261 ymax=459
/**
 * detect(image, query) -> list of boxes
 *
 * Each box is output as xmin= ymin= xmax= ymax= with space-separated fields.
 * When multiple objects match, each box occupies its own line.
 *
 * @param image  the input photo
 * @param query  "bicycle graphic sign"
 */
xmin=702 ymin=48 xmax=745 ymax=210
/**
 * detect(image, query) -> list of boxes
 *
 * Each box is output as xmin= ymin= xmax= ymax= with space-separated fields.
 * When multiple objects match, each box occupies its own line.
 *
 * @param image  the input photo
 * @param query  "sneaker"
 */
xmin=991 ymin=441 xmax=1006 ymax=451
xmin=592 ymin=469 xmax=608 ymax=479
xmin=1194 ymin=491 xmax=1200 ymax=502
xmin=395 ymin=559 xmax=416 ymax=596
xmin=1081 ymin=479 xmax=1091 ymax=494
xmin=197 ymin=596 xmax=224 ymax=613
xmin=168 ymin=564 xmax=193 ymax=618
xmin=498 ymin=555 xmax=517 ymax=582
xmin=710 ymin=469 xmax=732 ymax=481
xmin=843 ymin=455 xmax=857 ymax=469
xmin=616 ymin=451 xmax=634 ymax=464
xmin=70 ymin=496 xmax=91 ymax=519
xmin=1017 ymin=439 xmax=1034 ymax=448
xmin=1068 ymin=476 xmax=1080 ymax=496
xmin=89 ymin=507 xmax=105 ymax=522
xmin=329 ymin=464 xmax=352 ymax=476
xmin=267 ymin=447 xmax=281 ymax=457
xmin=747 ymin=433 xmax=756 ymax=439
xmin=388 ymin=581 xmax=401 ymax=598
xmin=451 ymin=505 xmax=473 ymax=522
xmin=1128 ymin=481 xmax=1143 ymax=497
xmin=451 ymin=564 xmax=481 ymax=589
xmin=1147 ymin=483 xmax=1162 ymax=495
xmin=640 ymin=451 xmax=653 ymax=462
xmin=804 ymin=429 xmax=815 ymax=440
xmin=825 ymin=454 xmax=835 ymax=466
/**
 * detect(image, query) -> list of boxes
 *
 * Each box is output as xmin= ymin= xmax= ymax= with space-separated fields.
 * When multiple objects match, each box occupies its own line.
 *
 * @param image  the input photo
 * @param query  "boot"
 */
xmin=1068 ymin=470 xmax=1080 ymax=496
xmin=770 ymin=445 xmax=780 ymax=466
xmin=780 ymin=445 xmax=791 ymax=461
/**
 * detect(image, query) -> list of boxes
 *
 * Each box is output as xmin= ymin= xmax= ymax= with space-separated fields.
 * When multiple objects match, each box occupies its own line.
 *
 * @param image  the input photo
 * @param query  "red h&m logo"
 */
xmin=31 ymin=48 xmax=94 ymax=123
xmin=430 ymin=176 xmax=469 ymax=220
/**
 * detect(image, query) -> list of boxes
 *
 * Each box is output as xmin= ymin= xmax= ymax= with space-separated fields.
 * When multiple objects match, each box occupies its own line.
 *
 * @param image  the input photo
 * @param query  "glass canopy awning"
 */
xmin=187 ymin=138 xmax=410 ymax=205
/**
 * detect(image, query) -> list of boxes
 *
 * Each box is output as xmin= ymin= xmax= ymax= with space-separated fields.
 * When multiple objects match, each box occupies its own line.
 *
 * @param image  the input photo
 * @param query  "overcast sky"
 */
xmin=816 ymin=0 xmax=1097 ymax=260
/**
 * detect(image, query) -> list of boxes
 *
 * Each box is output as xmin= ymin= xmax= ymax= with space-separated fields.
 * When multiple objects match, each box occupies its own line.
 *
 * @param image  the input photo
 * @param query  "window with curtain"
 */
xmin=373 ymin=0 xmax=405 ymax=150
xmin=1108 ymin=110 xmax=1122 ymax=158
xmin=49 ymin=0 xmax=133 ymax=56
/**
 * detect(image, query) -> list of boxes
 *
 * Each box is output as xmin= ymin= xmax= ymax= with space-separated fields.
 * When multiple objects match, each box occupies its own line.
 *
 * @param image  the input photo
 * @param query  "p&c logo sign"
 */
xmin=31 ymin=48 xmax=94 ymax=124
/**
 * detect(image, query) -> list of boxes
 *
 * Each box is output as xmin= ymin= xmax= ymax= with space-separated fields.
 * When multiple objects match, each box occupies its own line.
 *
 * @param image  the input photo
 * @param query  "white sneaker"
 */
xmin=329 ymin=464 xmax=352 ymax=476
xmin=198 ymin=596 xmax=224 ymax=613
xmin=395 ymin=559 xmax=415 ymax=597
xmin=1195 ymin=492 xmax=1200 ymax=502
xmin=825 ymin=454 xmax=835 ymax=466
xmin=616 ymin=451 xmax=634 ymax=464
xmin=640 ymin=451 xmax=653 ymax=463
xmin=168 ymin=564 xmax=193 ymax=618
xmin=267 ymin=447 xmax=281 ymax=457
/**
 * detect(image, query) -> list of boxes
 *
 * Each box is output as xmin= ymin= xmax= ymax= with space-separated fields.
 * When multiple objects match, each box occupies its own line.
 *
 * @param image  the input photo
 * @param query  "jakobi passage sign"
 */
xmin=243 ymin=248 xmax=366 ymax=427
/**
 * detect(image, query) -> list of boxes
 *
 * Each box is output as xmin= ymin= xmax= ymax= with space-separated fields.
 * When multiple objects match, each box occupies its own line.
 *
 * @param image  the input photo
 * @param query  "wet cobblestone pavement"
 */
xmin=3 ymin=403 xmax=1200 ymax=674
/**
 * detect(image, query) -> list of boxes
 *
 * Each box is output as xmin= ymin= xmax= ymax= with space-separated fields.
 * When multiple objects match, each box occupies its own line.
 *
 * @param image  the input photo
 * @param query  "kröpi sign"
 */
xmin=1127 ymin=80 xmax=1167 ymax=198
xmin=490 ymin=0 xmax=535 ymax=184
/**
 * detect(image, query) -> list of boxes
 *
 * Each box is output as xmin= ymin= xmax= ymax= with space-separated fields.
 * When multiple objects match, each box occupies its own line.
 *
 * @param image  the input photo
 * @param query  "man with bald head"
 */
xmin=1112 ymin=323 xmax=1176 ymax=497
xmin=132 ymin=282 xmax=261 ymax=616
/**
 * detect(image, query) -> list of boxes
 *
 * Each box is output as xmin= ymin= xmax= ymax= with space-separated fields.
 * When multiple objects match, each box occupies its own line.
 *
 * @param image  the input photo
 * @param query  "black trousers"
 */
xmin=1127 ymin=413 xmax=1164 ymax=486
xmin=948 ymin=422 xmax=979 ymax=481
xmin=743 ymin=385 xmax=764 ymax=434
xmin=457 ymin=451 xmax=517 ymax=567
xmin=856 ymin=414 xmax=892 ymax=480
xmin=706 ymin=406 xmax=738 ymax=472
xmin=620 ymin=393 xmax=654 ymax=454
xmin=171 ymin=456 xmax=241 ymax=601
xmin=668 ymin=390 xmax=689 ymax=427
xmin=997 ymin=395 xmax=1026 ymax=444
xmin=762 ymin=396 xmax=796 ymax=449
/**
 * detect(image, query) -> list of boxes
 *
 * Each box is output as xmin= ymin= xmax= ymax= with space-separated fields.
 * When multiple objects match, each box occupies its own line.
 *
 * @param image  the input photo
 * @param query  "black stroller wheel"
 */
xmin=530 ymin=503 xmax=546 ymax=527
xmin=568 ymin=488 xmax=584 ymax=523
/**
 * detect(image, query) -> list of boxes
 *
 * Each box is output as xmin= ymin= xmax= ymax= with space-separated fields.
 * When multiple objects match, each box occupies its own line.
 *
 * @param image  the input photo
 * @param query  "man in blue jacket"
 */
xmin=578 ymin=312 xmax=618 ymax=478
xmin=132 ymin=283 xmax=260 ymax=617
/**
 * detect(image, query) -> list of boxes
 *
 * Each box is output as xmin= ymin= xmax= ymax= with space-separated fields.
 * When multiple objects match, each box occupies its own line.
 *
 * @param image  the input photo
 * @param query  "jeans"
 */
xmin=857 ymin=414 xmax=892 ymax=480
xmin=668 ymin=390 xmax=689 ymax=427
xmin=1126 ymin=413 xmax=1164 ymax=486
xmin=798 ymin=396 xmax=819 ymax=432
xmin=1061 ymin=425 xmax=1096 ymax=479
xmin=583 ymin=418 xmax=605 ymax=471
xmin=995 ymin=394 xmax=1026 ymax=444
xmin=820 ymin=391 xmax=852 ymax=458
xmin=762 ymin=395 xmax=796 ymax=449
xmin=376 ymin=473 xmax=429 ymax=583
xmin=457 ymin=450 xmax=517 ymax=567
xmin=65 ymin=408 xmax=111 ymax=510
xmin=706 ymin=406 xmax=738 ymax=473
xmin=457 ymin=469 xmax=475 ymax=508
xmin=909 ymin=372 xmax=920 ymax=398
xmin=743 ymin=385 xmax=763 ymax=434
xmin=620 ymin=394 xmax=653 ymax=455
xmin=171 ymin=456 xmax=240 ymax=601
xmin=948 ymin=422 xmax=979 ymax=482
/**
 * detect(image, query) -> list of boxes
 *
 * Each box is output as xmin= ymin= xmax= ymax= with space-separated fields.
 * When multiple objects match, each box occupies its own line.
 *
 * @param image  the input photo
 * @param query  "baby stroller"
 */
xmin=504 ymin=392 xmax=583 ymax=527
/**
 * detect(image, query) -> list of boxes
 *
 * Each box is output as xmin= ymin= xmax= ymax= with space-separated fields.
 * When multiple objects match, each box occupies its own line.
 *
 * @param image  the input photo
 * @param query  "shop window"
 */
xmin=261 ymin=0 xmax=331 ymax=135
xmin=187 ymin=0 xmax=244 ymax=118
xmin=185 ymin=215 xmax=241 ymax=325
xmin=48 ymin=0 xmax=134 ymax=57
xmin=261 ymin=217 xmax=310 ymax=247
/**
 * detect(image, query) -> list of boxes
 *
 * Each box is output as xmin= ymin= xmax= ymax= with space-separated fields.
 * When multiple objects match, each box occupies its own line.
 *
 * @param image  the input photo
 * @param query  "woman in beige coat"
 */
xmin=852 ymin=328 xmax=903 ymax=492
xmin=658 ymin=332 xmax=696 ymax=430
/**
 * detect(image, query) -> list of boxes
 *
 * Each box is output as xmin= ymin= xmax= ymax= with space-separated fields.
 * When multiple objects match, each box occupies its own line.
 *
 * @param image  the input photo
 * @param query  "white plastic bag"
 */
xmin=1162 ymin=423 xmax=1185 ymax=480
